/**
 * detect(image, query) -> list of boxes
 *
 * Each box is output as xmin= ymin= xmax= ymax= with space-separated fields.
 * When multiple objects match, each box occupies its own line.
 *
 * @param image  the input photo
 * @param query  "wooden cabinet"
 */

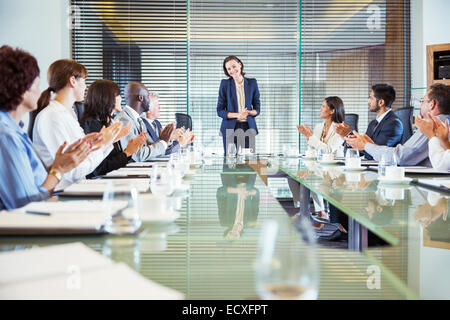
xmin=427 ymin=43 xmax=450 ymax=87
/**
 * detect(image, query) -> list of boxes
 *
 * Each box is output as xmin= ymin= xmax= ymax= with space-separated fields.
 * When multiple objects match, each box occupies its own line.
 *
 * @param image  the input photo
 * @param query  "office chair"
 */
xmin=344 ymin=113 xmax=359 ymax=133
xmin=175 ymin=113 xmax=193 ymax=131
xmin=73 ymin=102 xmax=85 ymax=124
xmin=393 ymin=107 xmax=414 ymax=144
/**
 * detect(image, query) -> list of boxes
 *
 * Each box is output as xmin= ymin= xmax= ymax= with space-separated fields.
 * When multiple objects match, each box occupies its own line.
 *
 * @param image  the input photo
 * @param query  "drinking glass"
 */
xmin=227 ymin=143 xmax=237 ymax=157
xmin=255 ymin=217 xmax=319 ymax=300
xmin=345 ymin=149 xmax=360 ymax=167
xmin=102 ymin=181 xmax=142 ymax=235
xmin=150 ymin=167 xmax=174 ymax=196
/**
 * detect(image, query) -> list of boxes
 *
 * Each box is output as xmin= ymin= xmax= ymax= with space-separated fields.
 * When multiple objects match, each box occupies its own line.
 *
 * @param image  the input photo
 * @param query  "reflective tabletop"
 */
xmin=277 ymin=157 xmax=450 ymax=299
xmin=0 ymin=157 xmax=431 ymax=299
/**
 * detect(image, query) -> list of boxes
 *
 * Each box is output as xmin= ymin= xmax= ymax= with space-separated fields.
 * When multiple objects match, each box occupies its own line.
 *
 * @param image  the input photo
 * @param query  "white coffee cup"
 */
xmin=385 ymin=166 xmax=405 ymax=180
xmin=385 ymin=188 xmax=405 ymax=200
xmin=322 ymin=153 xmax=334 ymax=162
xmin=138 ymin=194 xmax=170 ymax=216
xmin=345 ymin=172 xmax=361 ymax=182
xmin=346 ymin=157 xmax=361 ymax=168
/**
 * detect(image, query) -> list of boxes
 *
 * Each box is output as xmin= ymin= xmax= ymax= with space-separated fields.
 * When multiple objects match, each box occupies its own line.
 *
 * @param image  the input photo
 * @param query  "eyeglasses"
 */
xmin=419 ymin=98 xmax=432 ymax=103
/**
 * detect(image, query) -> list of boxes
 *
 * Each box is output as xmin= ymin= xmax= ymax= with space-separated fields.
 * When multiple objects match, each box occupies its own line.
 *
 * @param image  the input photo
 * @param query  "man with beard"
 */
xmin=335 ymin=83 xmax=403 ymax=160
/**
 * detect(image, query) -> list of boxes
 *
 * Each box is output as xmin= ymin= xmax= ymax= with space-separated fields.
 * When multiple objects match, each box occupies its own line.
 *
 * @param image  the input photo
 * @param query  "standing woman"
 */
xmin=80 ymin=80 xmax=147 ymax=178
xmin=217 ymin=56 xmax=260 ymax=154
xmin=32 ymin=59 xmax=127 ymax=189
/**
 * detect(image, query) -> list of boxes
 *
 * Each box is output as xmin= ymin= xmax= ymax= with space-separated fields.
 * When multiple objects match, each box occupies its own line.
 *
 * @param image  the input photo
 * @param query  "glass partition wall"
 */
xmin=71 ymin=0 xmax=410 ymax=154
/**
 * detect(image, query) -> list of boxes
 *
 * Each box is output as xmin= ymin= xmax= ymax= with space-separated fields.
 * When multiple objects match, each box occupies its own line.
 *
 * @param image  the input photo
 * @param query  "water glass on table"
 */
xmin=102 ymin=181 xmax=142 ymax=235
xmin=345 ymin=149 xmax=361 ymax=168
xmin=255 ymin=218 xmax=319 ymax=300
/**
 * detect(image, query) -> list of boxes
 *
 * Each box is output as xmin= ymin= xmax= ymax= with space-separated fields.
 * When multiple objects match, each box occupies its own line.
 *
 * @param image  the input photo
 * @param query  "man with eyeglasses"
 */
xmin=346 ymin=83 xmax=450 ymax=167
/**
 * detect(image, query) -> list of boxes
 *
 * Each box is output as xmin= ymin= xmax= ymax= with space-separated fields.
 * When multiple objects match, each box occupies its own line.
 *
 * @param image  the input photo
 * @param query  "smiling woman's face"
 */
xmin=225 ymin=59 xmax=242 ymax=80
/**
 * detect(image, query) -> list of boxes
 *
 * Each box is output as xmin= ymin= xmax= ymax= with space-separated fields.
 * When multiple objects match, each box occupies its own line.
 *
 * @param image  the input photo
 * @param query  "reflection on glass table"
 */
xmin=216 ymin=172 xmax=260 ymax=240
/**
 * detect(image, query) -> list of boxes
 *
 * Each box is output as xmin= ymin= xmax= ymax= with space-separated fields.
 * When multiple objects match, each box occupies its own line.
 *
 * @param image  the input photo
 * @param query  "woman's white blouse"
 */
xmin=307 ymin=121 xmax=344 ymax=157
xmin=32 ymin=100 xmax=113 ymax=189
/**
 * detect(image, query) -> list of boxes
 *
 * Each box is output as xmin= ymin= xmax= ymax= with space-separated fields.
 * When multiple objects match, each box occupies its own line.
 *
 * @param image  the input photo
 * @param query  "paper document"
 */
xmin=60 ymin=179 xmax=149 ymax=196
xmin=0 ymin=242 xmax=184 ymax=300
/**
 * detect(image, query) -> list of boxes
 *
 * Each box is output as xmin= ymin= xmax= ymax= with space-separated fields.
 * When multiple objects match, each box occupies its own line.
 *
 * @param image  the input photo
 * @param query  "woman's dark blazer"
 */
xmin=216 ymin=77 xmax=261 ymax=138
xmin=81 ymin=118 xmax=131 ymax=178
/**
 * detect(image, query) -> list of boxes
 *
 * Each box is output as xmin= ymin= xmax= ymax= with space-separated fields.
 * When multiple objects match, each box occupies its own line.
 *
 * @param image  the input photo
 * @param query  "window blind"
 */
xmin=300 ymin=0 xmax=411 ymax=152
xmin=71 ymin=0 xmax=188 ymax=124
xmin=189 ymin=0 xmax=300 ymax=154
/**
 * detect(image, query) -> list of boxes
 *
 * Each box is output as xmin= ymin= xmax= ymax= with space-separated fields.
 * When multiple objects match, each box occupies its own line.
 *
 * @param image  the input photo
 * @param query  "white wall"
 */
xmin=411 ymin=0 xmax=450 ymax=89
xmin=0 ymin=0 xmax=70 ymax=125
xmin=409 ymin=0 xmax=450 ymax=297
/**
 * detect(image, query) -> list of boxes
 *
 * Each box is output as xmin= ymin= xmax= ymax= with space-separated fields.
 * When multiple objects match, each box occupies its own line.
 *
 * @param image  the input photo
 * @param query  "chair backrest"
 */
xmin=344 ymin=113 xmax=359 ymax=133
xmin=175 ymin=113 xmax=193 ymax=131
xmin=393 ymin=107 xmax=414 ymax=144
xmin=73 ymin=102 xmax=85 ymax=124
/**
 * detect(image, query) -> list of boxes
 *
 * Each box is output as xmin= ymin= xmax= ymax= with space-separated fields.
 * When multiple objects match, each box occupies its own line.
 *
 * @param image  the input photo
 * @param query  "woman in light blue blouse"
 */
xmin=0 ymin=46 xmax=93 ymax=210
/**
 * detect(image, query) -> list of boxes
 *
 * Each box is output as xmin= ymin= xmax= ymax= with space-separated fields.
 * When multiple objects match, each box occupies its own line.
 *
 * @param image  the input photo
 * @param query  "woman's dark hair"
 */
xmin=223 ymin=56 xmax=245 ymax=78
xmin=81 ymin=80 xmax=120 ymax=126
xmin=429 ymin=83 xmax=450 ymax=115
xmin=36 ymin=59 xmax=88 ymax=116
xmin=324 ymin=96 xmax=345 ymax=123
xmin=371 ymin=83 xmax=396 ymax=109
xmin=0 ymin=45 xmax=40 ymax=111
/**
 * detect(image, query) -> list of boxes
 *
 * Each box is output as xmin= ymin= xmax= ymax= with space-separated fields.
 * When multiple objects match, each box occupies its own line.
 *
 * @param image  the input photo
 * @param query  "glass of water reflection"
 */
xmin=255 ymin=217 xmax=319 ymax=300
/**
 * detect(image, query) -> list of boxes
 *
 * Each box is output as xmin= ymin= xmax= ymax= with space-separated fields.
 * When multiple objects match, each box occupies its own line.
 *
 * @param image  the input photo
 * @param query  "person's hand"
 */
xmin=124 ymin=132 xmax=147 ymax=157
xmin=296 ymin=170 xmax=311 ymax=179
xmin=238 ymin=109 xmax=249 ymax=121
xmin=80 ymin=132 xmax=103 ymax=151
xmin=430 ymin=115 xmax=450 ymax=148
xmin=296 ymin=124 xmax=313 ymax=139
xmin=415 ymin=114 xmax=436 ymax=139
xmin=334 ymin=122 xmax=352 ymax=138
xmin=99 ymin=122 xmax=123 ymax=147
xmin=114 ymin=121 xmax=132 ymax=143
xmin=170 ymin=125 xmax=184 ymax=141
xmin=51 ymin=140 xmax=92 ymax=174
xmin=178 ymin=128 xmax=194 ymax=147
xmin=345 ymin=131 xmax=369 ymax=150
xmin=159 ymin=123 xmax=175 ymax=143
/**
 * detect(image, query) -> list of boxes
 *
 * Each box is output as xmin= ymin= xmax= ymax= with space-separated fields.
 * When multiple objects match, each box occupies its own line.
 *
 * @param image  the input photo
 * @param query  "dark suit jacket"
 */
xmin=217 ymin=77 xmax=260 ymax=139
xmin=81 ymin=118 xmax=131 ymax=178
xmin=141 ymin=118 xmax=180 ymax=155
xmin=362 ymin=110 xmax=403 ymax=160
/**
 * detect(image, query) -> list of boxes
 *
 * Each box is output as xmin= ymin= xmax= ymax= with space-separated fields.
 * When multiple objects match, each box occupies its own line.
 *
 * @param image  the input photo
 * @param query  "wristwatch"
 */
xmin=49 ymin=168 xmax=62 ymax=182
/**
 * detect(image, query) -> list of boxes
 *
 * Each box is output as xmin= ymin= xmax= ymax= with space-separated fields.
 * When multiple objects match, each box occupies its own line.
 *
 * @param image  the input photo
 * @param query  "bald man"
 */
xmin=114 ymin=82 xmax=174 ymax=162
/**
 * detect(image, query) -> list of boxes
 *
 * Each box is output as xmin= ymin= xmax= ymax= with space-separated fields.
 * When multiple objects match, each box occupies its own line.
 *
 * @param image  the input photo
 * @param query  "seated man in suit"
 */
xmin=114 ymin=82 xmax=174 ymax=162
xmin=335 ymin=84 xmax=403 ymax=160
xmin=140 ymin=91 xmax=195 ymax=155
xmin=346 ymin=83 xmax=450 ymax=167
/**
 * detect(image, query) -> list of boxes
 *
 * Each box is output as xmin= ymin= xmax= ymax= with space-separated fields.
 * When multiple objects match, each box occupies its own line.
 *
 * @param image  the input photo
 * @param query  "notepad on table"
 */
xmin=0 ymin=201 xmax=117 ymax=235
xmin=0 ymin=242 xmax=184 ymax=300
xmin=60 ymin=179 xmax=149 ymax=196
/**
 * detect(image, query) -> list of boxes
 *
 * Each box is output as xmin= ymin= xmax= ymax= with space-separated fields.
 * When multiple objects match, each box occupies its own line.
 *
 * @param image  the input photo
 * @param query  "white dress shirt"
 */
xmin=429 ymin=137 xmax=450 ymax=172
xmin=32 ymin=100 xmax=113 ymax=189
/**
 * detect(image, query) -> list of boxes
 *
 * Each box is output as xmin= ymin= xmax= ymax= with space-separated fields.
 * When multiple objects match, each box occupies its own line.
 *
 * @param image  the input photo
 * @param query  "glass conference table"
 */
xmin=277 ymin=156 xmax=450 ymax=300
xmin=2 ymin=155 xmax=447 ymax=299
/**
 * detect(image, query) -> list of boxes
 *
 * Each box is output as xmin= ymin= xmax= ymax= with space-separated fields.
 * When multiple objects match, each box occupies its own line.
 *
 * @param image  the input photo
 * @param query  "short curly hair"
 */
xmin=0 ymin=45 xmax=40 ymax=111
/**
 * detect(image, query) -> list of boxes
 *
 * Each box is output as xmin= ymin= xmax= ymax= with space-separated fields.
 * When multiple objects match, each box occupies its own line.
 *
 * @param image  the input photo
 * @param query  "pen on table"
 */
xmin=25 ymin=210 xmax=51 ymax=216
